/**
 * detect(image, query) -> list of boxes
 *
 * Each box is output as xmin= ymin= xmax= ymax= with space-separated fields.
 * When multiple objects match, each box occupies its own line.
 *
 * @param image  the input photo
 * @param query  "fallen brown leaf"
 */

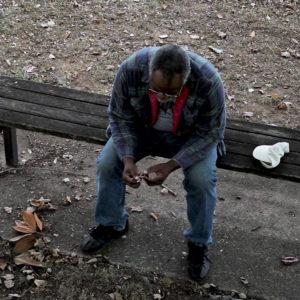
xmin=0 ymin=262 xmax=7 ymax=270
xmin=14 ymin=252 xmax=44 ymax=267
xmin=13 ymin=234 xmax=38 ymax=253
xmin=150 ymin=212 xmax=159 ymax=221
xmin=114 ymin=292 xmax=123 ymax=300
xmin=9 ymin=233 xmax=32 ymax=242
xmin=22 ymin=210 xmax=36 ymax=232
xmin=12 ymin=225 xmax=35 ymax=234
xmin=131 ymin=205 xmax=143 ymax=212
xmin=34 ymin=213 xmax=43 ymax=231
xmin=270 ymin=93 xmax=280 ymax=100
xmin=277 ymin=102 xmax=287 ymax=110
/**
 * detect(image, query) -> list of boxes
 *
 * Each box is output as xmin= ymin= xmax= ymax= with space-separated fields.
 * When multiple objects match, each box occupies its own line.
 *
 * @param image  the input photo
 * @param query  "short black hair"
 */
xmin=149 ymin=45 xmax=191 ymax=83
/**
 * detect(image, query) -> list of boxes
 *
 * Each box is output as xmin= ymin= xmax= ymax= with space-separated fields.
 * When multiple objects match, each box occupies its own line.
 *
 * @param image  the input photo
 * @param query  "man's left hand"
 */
xmin=143 ymin=160 xmax=180 ymax=186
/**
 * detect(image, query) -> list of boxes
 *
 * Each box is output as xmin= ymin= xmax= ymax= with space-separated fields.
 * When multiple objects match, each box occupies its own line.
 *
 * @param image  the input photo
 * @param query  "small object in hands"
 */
xmin=130 ymin=176 xmax=141 ymax=183
xmin=160 ymin=184 xmax=177 ymax=196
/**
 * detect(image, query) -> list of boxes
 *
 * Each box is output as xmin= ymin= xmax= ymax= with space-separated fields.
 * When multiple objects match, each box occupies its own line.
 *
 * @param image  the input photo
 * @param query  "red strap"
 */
xmin=172 ymin=85 xmax=189 ymax=134
xmin=148 ymin=90 xmax=158 ymax=126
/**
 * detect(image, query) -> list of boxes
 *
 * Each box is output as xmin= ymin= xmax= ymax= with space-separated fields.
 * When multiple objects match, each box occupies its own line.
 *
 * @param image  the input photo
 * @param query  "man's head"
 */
xmin=149 ymin=45 xmax=191 ymax=100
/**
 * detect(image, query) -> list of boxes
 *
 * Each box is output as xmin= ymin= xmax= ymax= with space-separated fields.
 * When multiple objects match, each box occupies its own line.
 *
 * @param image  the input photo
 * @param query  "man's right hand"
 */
xmin=122 ymin=157 xmax=141 ymax=188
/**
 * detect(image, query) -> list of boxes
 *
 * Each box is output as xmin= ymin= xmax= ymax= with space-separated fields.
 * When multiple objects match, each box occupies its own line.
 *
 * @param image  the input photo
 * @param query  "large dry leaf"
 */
xmin=13 ymin=234 xmax=38 ymax=253
xmin=14 ymin=252 xmax=44 ymax=267
xmin=9 ymin=233 xmax=32 ymax=242
xmin=22 ymin=210 xmax=36 ymax=231
xmin=33 ymin=213 xmax=43 ymax=231
xmin=12 ymin=225 xmax=36 ymax=233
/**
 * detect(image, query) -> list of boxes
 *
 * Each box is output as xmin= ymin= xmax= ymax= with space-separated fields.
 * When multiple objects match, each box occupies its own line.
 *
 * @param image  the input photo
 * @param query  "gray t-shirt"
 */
xmin=153 ymin=97 xmax=176 ymax=132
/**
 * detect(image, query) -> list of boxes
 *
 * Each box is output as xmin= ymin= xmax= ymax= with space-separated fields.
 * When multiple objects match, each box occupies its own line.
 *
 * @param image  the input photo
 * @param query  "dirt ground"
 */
xmin=0 ymin=0 xmax=299 ymax=299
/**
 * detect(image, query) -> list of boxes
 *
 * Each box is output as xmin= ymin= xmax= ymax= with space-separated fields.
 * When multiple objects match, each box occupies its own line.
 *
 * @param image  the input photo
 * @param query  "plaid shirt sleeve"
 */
xmin=172 ymin=72 xmax=226 ymax=169
xmin=108 ymin=61 xmax=139 ymax=161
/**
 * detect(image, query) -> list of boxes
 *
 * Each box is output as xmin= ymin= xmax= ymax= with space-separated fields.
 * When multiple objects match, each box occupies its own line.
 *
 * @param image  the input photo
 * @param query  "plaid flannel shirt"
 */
xmin=107 ymin=47 xmax=226 ymax=169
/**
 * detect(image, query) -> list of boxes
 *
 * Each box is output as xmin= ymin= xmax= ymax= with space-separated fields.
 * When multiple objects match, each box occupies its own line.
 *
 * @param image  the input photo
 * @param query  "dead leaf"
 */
xmin=63 ymin=196 xmax=72 ymax=205
xmin=161 ymin=2 xmax=167 ymax=9
xmin=13 ymin=234 xmax=38 ymax=253
xmin=240 ymin=276 xmax=249 ymax=285
xmin=9 ymin=233 xmax=32 ymax=242
xmin=34 ymin=279 xmax=46 ymax=287
xmin=159 ymin=34 xmax=168 ymax=39
xmin=70 ymin=256 xmax=78 ymax=264
xmin=91 ymin=51 xmax=101 ymax=56
xmin=285 ymin=3 xmax=294 ymax=9
xmin=22 ymin=210 xmax=37 ymax=231
xmin=34 ymin=213 xmax=43 ymax=231
xmin=277 ymin=102 xmax=287 ymax=110
xmin=2 ymin=274 xmax=14 ymax=280
xmin=83 ymin=177 xmax=90 ymax=183
xmin=14 ymin=252 xmax=44 ymax=267
xmin=281 ymin=256 xmax=299 ymax=265
xmin=208 ymin=46 xmax=223 ymax=54
xmin=160 ymin=188 xmax=168 ymax=195
xmin=281 ymin=51 xmax=291 ymax=58
xmin=270 ymin=93 xmax=280 ymax=100
xmin=131 ymin=205 xmax=143 ymax=212
xmin=250 ymin=31 xmax=255 ymax=38
xmin=52 ymin=249 xmax=60 ymax=257
xmin=93 ymin=19 xmax=101 ymax=24
xmin=12 ymin=225 xmax=35 ymax=234
xmin=150 ymin=212 xmax=159 ymax=221
xmin=190 ymin=34 xmax=200 ymax=40
xmin=114 ymin=292 xmax=123 ymax=300
xmin=0 ymin=262 xmax=7 ymax=270
xmin=8 ymin=294 xmax=21 ymax=298
xmin=4 ymin=279 xmax=14 ymax=289
xmin=216 ymin=13 xmax=224 ymax=19
xmin=87 ymin=258 xmax=97 ymax=264
xmin=4 ymin=207 xmax=12 ymax=214
xmin=74 ymin=193 xmax=83 ymax=201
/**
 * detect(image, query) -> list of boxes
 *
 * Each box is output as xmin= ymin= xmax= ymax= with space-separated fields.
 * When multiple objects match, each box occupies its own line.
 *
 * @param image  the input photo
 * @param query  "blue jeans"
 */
xmin=95 ymin=129 xmax=218 ymax=247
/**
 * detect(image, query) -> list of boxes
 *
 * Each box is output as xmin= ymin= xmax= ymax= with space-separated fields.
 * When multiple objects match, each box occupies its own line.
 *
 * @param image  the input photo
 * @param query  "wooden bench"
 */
xmin=1 ymin=76 xmax=299 ymax=182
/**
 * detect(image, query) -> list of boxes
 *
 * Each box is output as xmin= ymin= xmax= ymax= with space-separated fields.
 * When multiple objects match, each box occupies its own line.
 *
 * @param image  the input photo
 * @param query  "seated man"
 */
xmin=81 ymin=44 xmax=226 ymax=281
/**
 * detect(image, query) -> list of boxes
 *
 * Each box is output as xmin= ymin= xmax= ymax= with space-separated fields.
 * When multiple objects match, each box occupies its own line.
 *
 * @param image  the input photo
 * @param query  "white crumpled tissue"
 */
xmin=252 ymin=142 xmax=289 ymax=169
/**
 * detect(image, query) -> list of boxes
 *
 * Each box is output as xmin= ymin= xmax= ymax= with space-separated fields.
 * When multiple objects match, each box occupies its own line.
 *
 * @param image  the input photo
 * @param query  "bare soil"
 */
xmin=0 ymin=0 xmax=299 ymax=299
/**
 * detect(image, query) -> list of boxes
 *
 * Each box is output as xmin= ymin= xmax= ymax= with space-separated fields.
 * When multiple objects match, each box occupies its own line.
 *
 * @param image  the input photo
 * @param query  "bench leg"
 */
xmin=2 ymin=127 xmax=18 ymax=167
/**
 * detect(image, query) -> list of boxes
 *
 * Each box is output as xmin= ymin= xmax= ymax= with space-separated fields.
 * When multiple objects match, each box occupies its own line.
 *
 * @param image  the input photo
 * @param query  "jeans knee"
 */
xmin=184 ymin=169 xmax=217 ymax=191
xmin=97 ymin=153 xmax=122 ymax=178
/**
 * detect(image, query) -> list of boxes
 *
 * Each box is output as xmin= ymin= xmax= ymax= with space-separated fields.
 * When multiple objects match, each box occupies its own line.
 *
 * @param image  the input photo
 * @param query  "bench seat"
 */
xmin=0 ymin=76 xmax=299 ymax=182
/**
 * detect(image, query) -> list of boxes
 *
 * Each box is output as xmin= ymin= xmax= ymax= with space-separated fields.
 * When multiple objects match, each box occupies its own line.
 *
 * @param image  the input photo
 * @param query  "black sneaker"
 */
xmin=187 ymin=242 xmax=211 ymax=281
xmin=81 ymin=220 xmax=129 ymax=254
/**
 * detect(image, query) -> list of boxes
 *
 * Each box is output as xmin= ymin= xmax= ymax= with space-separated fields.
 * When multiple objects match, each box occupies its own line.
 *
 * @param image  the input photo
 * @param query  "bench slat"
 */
xmin=0 ymin=108 xmax=107 ymax=144
xmin=0 ymin=86 xmax=108 ymax=117
xmin=225 ymin=128 xmax=300 ymax=152
xmin=217 ymin=153 xmax=300 ymax=182
xmin=0 ymin=76 xmax=109 ymax=106
xmin=227 ymin=119 xmax=300 ymax=142
xmin=0 ymin=97 xmax=108 ymax=128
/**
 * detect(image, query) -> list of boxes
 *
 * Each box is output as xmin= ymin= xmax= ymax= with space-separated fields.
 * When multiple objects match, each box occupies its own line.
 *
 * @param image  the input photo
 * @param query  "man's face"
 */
xmin=149 ymin=70 xmax=183 ymax=101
